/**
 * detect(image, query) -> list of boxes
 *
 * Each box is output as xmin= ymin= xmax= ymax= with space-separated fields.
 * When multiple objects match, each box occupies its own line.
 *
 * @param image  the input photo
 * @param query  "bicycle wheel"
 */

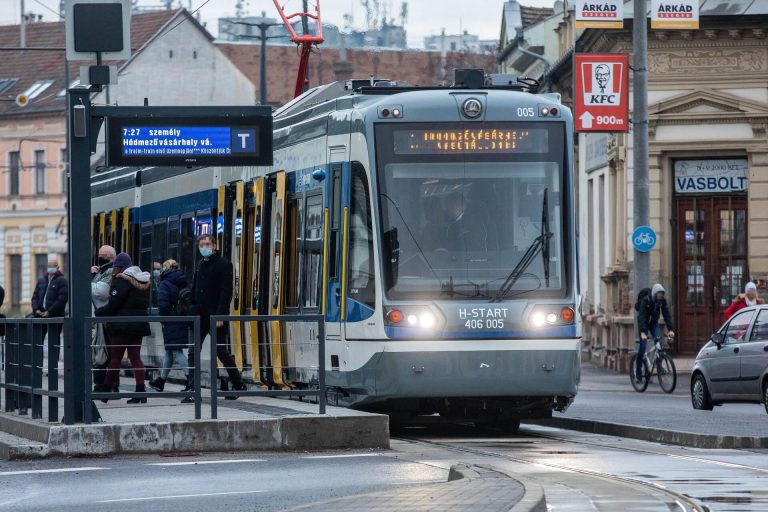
xmin=657 ymin=353 xmax=677 ymax=393
xmin=630 ymin=355 xmax=650 ymax=392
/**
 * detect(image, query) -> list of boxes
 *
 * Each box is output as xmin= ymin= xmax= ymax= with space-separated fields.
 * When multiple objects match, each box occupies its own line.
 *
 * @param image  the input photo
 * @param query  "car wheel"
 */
xmin=691 ymin=374 xmax=714 ymax=411
xmin=763 ymin=380 xmax=768 ymax=416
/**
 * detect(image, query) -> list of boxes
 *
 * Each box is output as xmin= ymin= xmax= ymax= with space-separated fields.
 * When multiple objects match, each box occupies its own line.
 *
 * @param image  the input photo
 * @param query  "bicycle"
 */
xmin=630 ymin=335 xmax=677 ymax=393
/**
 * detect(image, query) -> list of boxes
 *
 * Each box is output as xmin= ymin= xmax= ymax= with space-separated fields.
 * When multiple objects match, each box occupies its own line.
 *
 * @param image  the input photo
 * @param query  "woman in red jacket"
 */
xmin=724 ymin=282 xmax=764 ymax=320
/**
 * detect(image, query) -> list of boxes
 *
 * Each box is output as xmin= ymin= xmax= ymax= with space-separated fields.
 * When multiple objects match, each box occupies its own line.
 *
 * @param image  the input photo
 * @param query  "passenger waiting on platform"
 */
xmin=95 ymin=252 xmax=151 ymax=404
xmin=149 ymin=259 xmax=190 ymax=392
xmin=724 ymin=282 xmax=764 ymax=320
xmin=184 ymin=234 xmax=246 ymax=403
xmin=91 ymin=245 xmax=117 ymax=390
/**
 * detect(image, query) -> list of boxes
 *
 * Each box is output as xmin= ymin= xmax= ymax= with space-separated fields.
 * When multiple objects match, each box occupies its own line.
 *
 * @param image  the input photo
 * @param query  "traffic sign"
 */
xmin=632 ymin=226 xmax=656 ymax=253
xmin=574 ymin=53 xmax=629 ymax=132
xmin=105 ymin=107 xmax=273 ymax=167
xmin=65 ymin=0 xmax=131 ymax=62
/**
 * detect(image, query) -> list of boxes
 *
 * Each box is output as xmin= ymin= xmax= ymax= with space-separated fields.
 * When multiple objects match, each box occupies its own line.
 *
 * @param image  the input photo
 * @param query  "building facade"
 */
xmin=568 ymin=6 xmax=768 ymax=369
xmin=0 ymin=9 xmax=255 ymax=316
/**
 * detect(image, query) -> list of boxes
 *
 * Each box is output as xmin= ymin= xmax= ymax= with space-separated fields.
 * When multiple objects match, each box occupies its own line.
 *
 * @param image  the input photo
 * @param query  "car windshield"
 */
xmin=375 ymin=122 xmax=567 ymax=300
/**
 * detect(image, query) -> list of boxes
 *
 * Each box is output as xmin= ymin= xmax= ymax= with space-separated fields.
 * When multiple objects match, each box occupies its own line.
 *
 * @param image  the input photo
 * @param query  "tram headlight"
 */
xmin=385 ymin=307 xmax=441 ymax=331
xmin=419 ymin=312 xmax=436 ymax=329
xmin=529 ymin=305 xmax=577 ymax=328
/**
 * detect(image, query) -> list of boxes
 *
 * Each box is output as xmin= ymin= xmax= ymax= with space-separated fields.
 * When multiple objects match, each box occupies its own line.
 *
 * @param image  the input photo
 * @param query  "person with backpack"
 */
xmin=635 ymin=283 xmax=675 ymax=383
xmin=149 ymin=260 xmax=190 ymax=392
xmin=723 ymin=282 xmax=764 ymax=320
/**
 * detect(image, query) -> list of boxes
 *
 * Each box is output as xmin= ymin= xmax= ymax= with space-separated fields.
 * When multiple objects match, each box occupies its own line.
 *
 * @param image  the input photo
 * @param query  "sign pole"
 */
xmin=632 ymin=0 xmax=650 ymax=295
xmin=64 ymin=86 xmax=96 ymax=424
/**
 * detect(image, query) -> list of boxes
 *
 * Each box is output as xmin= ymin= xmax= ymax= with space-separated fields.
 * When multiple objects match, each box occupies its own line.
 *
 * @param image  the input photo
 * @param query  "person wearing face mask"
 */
xmin=30 ymin=258 xmax=69 ymax=364
xmin=91 ymin=245 xmax=117 ymax=389
xmin=31 ymin=258 xmax=69 ymax=319
xmin=183 ymin=234 xmax=245 ymax=403
xmin=724 ymin=281 xmax=764 ymax=320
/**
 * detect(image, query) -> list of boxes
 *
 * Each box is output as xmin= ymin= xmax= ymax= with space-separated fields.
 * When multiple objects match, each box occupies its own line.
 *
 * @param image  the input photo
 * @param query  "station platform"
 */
xmin=539 ymin=363 xmax=768 ymax=449
xmin=0 ymin=387 xmax=389 ymax=459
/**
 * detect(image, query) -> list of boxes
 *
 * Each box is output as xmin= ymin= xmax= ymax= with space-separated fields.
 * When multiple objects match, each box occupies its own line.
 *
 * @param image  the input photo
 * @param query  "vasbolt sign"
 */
xmin=574 ymin=53 xmax=629 ymax=132
xmin=651 ymin=0 xmax=700 ymax=30
xmin=575 ymin=0 xmax=624 ymax=29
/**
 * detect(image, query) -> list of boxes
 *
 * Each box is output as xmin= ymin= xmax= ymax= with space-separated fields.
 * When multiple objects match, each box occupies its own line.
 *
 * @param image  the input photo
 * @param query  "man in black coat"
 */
xmin=30 ymin=258 xmax=68 ymax=361
xmin=185 ymin=234 xmax=245 ymax=402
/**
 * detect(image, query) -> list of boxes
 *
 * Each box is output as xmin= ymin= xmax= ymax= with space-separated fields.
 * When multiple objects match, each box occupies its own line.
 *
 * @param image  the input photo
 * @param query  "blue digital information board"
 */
xmin=106 ymin=109 xmax=272 ymax=167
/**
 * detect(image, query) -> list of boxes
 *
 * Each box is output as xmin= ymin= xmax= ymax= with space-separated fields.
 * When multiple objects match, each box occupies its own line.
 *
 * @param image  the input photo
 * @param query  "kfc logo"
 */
xmin=582 ymin=61 xmax=624 ymax=106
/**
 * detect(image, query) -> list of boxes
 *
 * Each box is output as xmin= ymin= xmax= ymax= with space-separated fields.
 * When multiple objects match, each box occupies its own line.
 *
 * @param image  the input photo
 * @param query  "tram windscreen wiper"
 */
xmin=490 ymin=188 xmax=552 ymax=303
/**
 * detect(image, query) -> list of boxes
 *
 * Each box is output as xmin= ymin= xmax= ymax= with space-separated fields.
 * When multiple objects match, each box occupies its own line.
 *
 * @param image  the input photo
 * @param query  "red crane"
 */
xmin=272 ymin=1 xmax=325 ymax=98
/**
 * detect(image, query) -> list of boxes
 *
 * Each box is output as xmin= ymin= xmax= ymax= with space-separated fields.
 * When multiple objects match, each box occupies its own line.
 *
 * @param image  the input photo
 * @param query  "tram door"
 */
xmin=229 ymin=181 xmax=248 ymax=372
xmin=676 ymin=196 xmax=748 ymax=354
xmin=245 ymin=178 xmax=266 ymax=384
xmin=326 ymin=148 xmax=348 ymax=339
xmin=267 ymin=172 xmax=288 ymax=386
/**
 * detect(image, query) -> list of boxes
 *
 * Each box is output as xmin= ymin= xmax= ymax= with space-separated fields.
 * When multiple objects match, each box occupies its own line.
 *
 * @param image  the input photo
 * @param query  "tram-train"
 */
xmin=91 ymin=72 xmax=580 ymax=425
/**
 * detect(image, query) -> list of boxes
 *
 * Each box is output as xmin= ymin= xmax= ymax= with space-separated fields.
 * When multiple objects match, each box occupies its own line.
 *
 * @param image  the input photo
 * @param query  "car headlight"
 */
xmin=386 ymin=307 xmax=441 ymax=331
xmin=529 ymin=306 xmax=576 ymax=328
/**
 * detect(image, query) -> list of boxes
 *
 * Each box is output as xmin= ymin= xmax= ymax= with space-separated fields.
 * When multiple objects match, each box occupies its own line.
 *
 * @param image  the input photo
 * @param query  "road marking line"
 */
xmin=96 ymin=490 xmax=266 ymax=503
xmin=146 ymin=458 xmax=266 ymax=466
xmin=301 ymin=453 xmax=383 ymax=459
xmin=0 ymin=467 xmax=108 ymax=477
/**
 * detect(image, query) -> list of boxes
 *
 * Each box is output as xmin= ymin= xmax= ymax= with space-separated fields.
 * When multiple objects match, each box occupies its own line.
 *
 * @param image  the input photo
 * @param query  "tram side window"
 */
xmin=329 ymin=166 xmax=342 ymax=280
xmin=283 ymin=198 xmax=302 ymax=309
xmin=139 ymin=223 xmax=152 ymax=273
xmin=179 ymin=215 xmax=195 ymax=275
xmin=348 ymin=163 xmax=375 ymax=308
xmin=167 ymin=217 xmax=180 ymax=262
xmin=152 ymin=220 xmax=166 ymax=268
xmin=303 ymin=194 xmax=323 ymax=309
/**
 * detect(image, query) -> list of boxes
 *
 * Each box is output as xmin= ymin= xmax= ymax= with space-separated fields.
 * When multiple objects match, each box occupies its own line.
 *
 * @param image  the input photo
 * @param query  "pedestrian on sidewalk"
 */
xmin=149 ymin=259 xmax=190 ymax=392
xmin=723 ymin=281 xmax=764 ymax=320
xmin=91 ymin=245 xmax=117 ymax=390
xmin=95 ymin=252 xmax=151 ymax=404
xmin=184 ymin=234 xmax=246 ymax=403
xmin=30 ymin=258 xmax=68 ymax=358
xmin=636 ymin=283 xmax=675 ymax=383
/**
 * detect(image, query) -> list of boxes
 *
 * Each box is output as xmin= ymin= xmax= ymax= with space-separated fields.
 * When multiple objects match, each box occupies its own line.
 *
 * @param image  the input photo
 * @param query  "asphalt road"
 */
xmin=559 ymin=363 xmax=768 ymax=437
xmin=2 ymin=423 xmax=767 ymax=511
xmin=0 ymin=452 xmax=447 ymax=512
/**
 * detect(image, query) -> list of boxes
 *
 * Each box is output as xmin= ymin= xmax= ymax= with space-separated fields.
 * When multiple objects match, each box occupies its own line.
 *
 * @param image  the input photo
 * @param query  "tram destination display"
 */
xmin=106 ymin=110 xmax=272 ymax=167
xmin=393 ymin=127 xmax=549 ymax=155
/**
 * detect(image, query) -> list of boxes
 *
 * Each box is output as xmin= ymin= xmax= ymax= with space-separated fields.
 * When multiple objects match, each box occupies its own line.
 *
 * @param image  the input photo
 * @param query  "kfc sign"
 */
xmin=575 ymin=1 xmax=624 ymax=29
xmin=574 ymin=54 xmax=628 ymax=132
xmin=651 ymin=0 xmax=699 ymax=30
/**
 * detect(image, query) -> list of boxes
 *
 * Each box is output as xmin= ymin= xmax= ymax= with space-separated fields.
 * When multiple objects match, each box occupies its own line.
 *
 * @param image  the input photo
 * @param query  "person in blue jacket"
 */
xmin=149 ymin=259 xmax=190 ymax=392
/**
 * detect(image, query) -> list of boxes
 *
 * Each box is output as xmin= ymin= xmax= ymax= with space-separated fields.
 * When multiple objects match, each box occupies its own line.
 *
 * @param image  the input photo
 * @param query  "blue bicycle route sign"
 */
xmin=632 ymin=225 xmax=656 ymax=253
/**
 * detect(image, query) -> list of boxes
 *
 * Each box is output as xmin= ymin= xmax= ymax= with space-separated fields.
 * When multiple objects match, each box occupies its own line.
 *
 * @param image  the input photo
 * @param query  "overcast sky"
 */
xmin=1 ymin=0 xmax=558 ymax=48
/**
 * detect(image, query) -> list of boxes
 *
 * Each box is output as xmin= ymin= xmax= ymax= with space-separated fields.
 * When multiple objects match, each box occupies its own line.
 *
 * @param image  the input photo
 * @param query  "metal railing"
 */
xmin=0 ymin=318 xmax=67 ymax=422
xmin=83 ymin=316 xmax=201 ymax=423
xmin=209 ymin=314 xmax=326 ymax=419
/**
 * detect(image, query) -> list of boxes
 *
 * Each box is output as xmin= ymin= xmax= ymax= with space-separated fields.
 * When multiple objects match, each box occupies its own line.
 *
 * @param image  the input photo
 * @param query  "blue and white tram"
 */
xmin=91 ymin=73 xmax=580 ymax=424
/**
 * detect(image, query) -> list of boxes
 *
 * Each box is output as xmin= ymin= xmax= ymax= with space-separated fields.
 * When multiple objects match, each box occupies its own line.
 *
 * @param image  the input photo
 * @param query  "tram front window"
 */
xmin=376 ymin=123 xmax=567 ymax=301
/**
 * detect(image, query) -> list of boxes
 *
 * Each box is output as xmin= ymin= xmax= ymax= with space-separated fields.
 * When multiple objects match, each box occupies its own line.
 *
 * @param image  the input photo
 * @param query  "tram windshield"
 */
xmin=375 ymin=122 xmax=567 ymax=300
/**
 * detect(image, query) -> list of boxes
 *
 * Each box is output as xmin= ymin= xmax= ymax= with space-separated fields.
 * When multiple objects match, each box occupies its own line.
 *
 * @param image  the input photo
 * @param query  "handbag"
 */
xmin=92 ymin=322 xmax=108 ymax=366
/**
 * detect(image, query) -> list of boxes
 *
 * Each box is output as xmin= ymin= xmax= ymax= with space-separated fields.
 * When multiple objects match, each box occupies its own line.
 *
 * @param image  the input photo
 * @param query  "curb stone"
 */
xmin=540 ymin=416 xmax=768 ymax=449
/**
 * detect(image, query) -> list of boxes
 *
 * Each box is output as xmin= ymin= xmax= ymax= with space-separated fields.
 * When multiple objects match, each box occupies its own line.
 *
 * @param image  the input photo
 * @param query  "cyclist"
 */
xmin=636 ymin=283 xmax=675 ymax=382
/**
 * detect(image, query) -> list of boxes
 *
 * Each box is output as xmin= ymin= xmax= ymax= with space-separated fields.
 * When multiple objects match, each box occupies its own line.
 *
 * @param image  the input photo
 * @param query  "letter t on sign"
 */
xmin=231 ymin=129 xmax=257 ymax=153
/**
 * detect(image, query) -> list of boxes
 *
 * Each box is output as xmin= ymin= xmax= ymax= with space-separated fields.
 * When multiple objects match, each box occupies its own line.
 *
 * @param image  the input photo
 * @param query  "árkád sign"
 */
xmin=674 ymin=159 xmax=748 ymax=194
xmin=575 ymin=1 xmax=624 ymax=29
xmin=651 ymin=0 xmax=699 ymax=30
xmin=574 ymin=53 xmax=628 ymax=133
